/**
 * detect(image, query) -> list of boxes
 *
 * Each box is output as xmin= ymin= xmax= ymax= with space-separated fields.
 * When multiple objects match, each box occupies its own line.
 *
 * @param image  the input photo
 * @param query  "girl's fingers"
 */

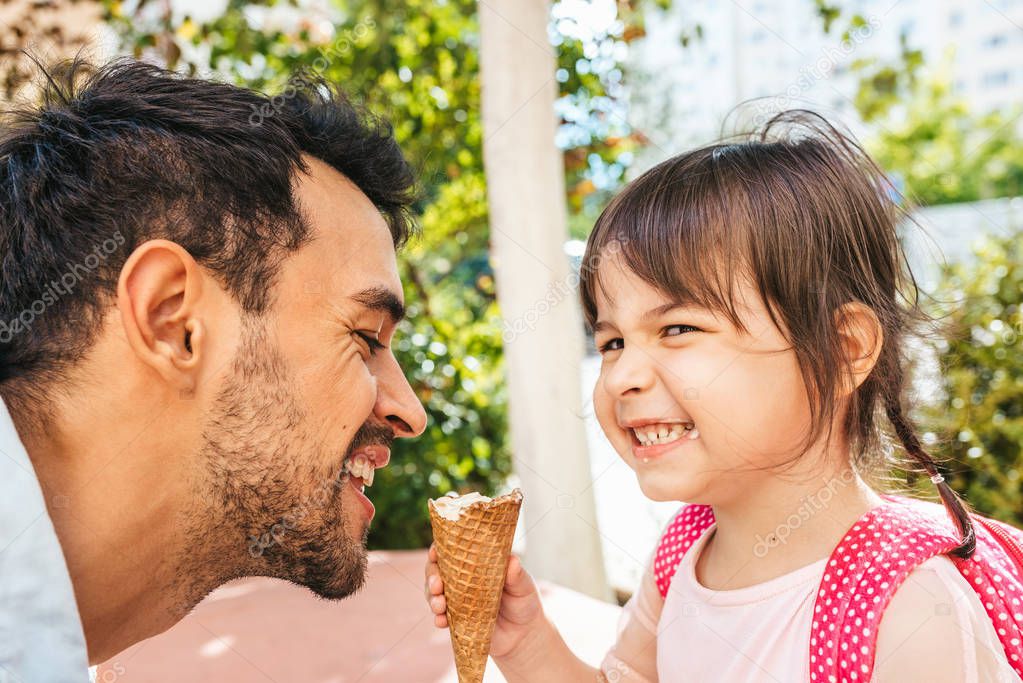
xmin=502 ymin=555 xmax=534 ymax=597
xmin=424 ymin=545 xmax=444 ymax=598
xmin=429 ymin=594 xmax=446 ymax=615
xmin=428 ymin=544 xmax=438 ymax=562
xmin=434 ymin=613 xmax=449 ymax=629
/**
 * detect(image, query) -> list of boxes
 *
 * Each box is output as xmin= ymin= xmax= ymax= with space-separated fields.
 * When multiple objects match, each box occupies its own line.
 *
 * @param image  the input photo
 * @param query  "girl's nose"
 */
xmin=602 ymin=346 xmax=658 ymax=397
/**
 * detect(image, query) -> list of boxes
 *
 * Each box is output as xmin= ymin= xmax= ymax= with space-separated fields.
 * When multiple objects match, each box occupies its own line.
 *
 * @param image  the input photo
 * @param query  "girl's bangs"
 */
xmin=582 ymin=146 xmax=757 ymax=335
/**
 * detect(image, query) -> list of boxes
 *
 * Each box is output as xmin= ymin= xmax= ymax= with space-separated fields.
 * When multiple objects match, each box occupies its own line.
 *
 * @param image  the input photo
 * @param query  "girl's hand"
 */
xmin=424 ymin=544 xmax=544 ymax=658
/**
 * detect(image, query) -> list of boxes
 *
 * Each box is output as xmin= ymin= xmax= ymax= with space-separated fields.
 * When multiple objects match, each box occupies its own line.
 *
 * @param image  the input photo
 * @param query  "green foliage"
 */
xmin=919 ymin=232 xmax=1023 ymax=525
xmin=813 ymin=7 xmax=1023 ymax=206
xmin=811 ymin=0 xmax=842 ymax=34
xmin=806 ymin=4 xmax=924 ymax=121
xmin=850 ymin=34 xmax=924 ymax=123
xmin=830 ymin=16 xmax=1023 ymax=207
xmin=864 ymin=70 xmax=1023 ymax=206
xmin=102 ymin=0 xmax=637 ymax=548
xmin=376 ymin=171 xmax=511 ymax=548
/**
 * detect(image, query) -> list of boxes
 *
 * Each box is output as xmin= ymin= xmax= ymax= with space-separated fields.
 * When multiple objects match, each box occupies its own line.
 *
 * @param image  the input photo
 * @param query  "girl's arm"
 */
xmin=491 ymin=610 xmax=602 ymax=682
xmin=599 ymin=565 xmax=661 ymax=682
xmin=499 ymin=567 xmax=663 ymax=683
xmin=874 ymin=557 xmax=1019 ymax=682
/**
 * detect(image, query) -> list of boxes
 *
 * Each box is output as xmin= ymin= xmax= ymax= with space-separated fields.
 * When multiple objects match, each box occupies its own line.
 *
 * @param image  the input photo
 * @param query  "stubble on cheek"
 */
xmin=182 ymin=317 xmax=371 ymax=602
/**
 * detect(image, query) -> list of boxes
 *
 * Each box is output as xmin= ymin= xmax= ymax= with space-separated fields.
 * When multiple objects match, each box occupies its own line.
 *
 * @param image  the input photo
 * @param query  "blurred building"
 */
xmin=627 ymin=0 xmax=1023 ymax=154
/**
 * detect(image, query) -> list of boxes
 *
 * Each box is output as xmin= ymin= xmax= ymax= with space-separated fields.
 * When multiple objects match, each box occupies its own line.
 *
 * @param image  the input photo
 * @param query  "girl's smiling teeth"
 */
xmin=631 ymin=421 xmax=698 ymax=446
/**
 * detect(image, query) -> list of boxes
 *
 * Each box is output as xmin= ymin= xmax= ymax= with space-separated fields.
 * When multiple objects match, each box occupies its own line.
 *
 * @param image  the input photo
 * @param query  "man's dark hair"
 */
xmin=0 ymin=56 xmax=417 ymax=399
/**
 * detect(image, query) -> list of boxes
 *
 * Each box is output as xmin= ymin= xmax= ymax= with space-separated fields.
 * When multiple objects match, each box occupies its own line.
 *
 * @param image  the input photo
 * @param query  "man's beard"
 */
xmin=182 ymin=316 xmax=386 ymax=603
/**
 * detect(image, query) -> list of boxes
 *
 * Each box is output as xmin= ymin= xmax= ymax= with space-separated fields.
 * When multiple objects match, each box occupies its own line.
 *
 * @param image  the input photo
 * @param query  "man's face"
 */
xmin=191 ymin=157 xmax=426 ymax=600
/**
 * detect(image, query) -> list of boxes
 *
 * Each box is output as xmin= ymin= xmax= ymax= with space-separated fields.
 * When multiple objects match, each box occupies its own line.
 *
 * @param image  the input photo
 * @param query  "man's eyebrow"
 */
xmin=351 ymin=286 xmax=405 ymax=323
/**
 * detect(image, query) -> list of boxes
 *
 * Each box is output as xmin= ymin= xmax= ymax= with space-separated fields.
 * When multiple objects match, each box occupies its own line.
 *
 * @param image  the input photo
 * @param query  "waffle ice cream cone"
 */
xmin=428 ymin=489 xmax=523 ymax=683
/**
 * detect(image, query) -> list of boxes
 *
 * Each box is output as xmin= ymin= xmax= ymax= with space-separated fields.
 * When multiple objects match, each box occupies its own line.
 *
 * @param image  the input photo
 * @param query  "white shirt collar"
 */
xmin=0 ymin=397 xmax=89 ymax=680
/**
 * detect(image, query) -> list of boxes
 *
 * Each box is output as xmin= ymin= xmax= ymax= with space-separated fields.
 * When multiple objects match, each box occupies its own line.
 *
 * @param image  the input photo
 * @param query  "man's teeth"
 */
xmin=632 ymin=422 xmax=697 ymax=446
xmin=342 ymin=453 xmax=376 ymax=487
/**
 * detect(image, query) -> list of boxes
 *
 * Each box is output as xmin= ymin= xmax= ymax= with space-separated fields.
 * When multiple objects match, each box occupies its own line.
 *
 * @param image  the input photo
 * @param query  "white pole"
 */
xmin=478 ymin=0 xmax=610 ymax=600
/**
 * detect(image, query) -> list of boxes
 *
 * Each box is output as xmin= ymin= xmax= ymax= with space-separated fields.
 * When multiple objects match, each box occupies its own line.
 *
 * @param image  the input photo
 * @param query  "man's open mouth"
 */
xmin=341 ymin=452 xmax=377 ymax=487
xmin=339 ymin=442 xmax=391 ymax=490
xmin=338 ymin=422 xmax=395 ymax=491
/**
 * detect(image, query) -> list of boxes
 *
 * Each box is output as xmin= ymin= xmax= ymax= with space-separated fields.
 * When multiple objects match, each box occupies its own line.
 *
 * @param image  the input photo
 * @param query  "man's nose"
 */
xmin=376 ymin=355 xmax=427 ymax=438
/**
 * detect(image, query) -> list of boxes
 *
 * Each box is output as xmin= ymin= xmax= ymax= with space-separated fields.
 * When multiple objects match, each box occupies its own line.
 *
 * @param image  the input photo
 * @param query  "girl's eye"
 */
xmin=663 ymin=324 xmax=699 ymax=337
xmin=598 ymin=338 xmax=624 ymax=353
xmin=355 ymin=331 xmax=385 ymax=356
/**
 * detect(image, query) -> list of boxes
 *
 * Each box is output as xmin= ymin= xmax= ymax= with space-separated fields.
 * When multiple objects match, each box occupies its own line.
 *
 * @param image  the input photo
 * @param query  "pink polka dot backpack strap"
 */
xmin=809 ymin=495 xmax=1023 ymax=682
xmin=654 ymin=504 xmax=716 ymax=598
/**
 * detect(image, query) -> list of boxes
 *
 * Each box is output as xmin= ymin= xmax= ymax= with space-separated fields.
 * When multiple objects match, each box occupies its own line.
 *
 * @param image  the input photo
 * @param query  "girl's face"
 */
xmin=592 ymin=254 xmax=817 ymax=504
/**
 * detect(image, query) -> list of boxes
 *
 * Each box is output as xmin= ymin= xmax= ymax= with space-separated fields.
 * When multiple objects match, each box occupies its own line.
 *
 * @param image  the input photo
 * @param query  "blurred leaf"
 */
xmin=813 ymin=0 xmax=842 ymax=34
xmin=918 ymin=232 xmax=1023 ymax=524
xmin=865 ymin=61 xmax=1023 ymax=206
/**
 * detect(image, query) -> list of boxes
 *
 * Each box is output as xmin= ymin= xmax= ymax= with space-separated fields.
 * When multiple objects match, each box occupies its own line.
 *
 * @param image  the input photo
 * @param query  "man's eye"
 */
xmin=355 ymin=331 xmax=385 ymax=355
xmin=598 ymin=338 xmax=623 ymax=353
xmin=663 ymin=324 xmax=699 ymax=337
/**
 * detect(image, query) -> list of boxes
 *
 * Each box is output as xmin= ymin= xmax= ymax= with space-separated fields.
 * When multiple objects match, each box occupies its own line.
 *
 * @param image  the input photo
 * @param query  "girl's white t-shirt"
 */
xmin=600 ymin=524 xmax=1021 ymax=682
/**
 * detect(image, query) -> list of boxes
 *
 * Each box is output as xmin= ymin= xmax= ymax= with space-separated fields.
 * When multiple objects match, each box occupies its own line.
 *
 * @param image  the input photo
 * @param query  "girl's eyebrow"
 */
xmin=642 ymin=302 xmax=691 ymax=321
xmin=593 ymin=302 xmax=697 ymax=333
xmin=592 ymin=319 xmax=615 ymax=334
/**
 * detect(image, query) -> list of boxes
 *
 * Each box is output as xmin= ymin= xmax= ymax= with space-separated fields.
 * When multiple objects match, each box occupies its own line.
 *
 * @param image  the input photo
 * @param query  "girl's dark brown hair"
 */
xmin=580 ymin=110 xmax=975 ymax=558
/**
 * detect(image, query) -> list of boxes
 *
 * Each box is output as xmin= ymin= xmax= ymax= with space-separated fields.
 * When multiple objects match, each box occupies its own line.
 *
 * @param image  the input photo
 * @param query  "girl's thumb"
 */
xmin=503 ymin=555 xmax=536 ymax=597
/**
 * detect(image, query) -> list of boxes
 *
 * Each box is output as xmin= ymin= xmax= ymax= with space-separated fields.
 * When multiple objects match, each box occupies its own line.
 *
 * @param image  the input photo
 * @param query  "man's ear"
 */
xmin=834 ymin=301 xmax=883 ymax=396
xmin=117 ymin=240 xmax=205 ymax=389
